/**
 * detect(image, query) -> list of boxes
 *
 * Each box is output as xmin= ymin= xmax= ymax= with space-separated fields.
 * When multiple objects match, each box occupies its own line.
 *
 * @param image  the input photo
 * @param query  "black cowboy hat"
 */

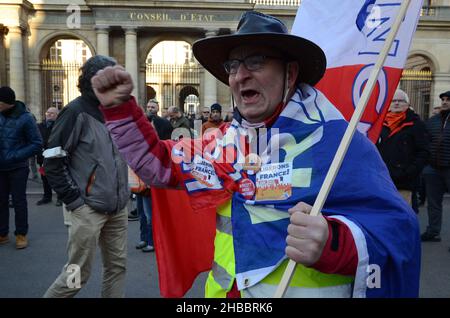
xmin=192 ymin=11 xmax=326 ymax=86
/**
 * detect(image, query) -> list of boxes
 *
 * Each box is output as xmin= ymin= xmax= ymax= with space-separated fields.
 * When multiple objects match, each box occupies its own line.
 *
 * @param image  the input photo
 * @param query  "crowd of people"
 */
xmin=0 ymin=10 xmax=449 ymax=298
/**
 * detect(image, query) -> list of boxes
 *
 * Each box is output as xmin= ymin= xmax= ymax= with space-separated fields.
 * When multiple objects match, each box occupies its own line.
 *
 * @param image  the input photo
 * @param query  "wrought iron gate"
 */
xmin=41 ymin=59 xmax=82 ymax=110
xmin=145 ymin=63 xmax=200 ymax=113
xmin=399 ymin=69 xmax=433 ymax=120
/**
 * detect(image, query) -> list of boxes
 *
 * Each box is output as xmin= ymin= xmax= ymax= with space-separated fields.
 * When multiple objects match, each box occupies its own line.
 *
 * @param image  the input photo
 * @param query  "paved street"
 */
xmin=0 ymin=177 xmax=449 ymax=298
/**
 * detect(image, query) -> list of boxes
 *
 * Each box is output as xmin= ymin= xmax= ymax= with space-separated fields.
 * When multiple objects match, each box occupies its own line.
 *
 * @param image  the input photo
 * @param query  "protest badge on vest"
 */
xmin=238 ymin=178 xmax=256 ymax=200
xmin=255 ymin=162 xmax=293 ymax=201
xmin=190 ymin=155 xmax=220 ymax=188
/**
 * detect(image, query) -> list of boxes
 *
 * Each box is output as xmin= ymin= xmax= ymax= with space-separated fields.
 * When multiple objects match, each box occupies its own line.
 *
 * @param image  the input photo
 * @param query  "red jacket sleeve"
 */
xmin=312 ymin=216 xmax=358 ymax=276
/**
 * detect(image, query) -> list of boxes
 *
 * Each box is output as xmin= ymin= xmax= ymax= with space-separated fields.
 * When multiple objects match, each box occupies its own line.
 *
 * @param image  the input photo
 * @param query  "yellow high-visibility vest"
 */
xmin=205 ymin=201 xmax=354 ymax=298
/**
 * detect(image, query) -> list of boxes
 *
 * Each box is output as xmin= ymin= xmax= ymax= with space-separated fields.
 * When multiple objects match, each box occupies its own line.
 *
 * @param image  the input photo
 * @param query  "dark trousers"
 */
xmin=423 ymin=165 xmax=450 ymax=235
xmin=41 ymin=175 xmax=52 ymax=200
xmin=411 ymin=175 xmax=425 ymax=214
xmin=136 ymin=194 xmax=153 ymax=246
xmin=0 ymin=167 xmax=30 ymax=236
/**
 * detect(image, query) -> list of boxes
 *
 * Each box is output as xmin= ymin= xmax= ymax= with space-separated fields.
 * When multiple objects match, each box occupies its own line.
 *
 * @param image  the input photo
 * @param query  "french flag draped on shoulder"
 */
xmin=292 ymin=0 xmax=423 ymax=142
xmin=228 ymin=86 xmax=420 ymax=298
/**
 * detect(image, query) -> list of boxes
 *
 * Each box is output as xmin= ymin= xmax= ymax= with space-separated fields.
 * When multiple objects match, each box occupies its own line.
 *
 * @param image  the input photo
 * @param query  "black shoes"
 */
xmin=55 ymin=200 xmax=62 ymax=207
xmin=36 ymin=198 xmax=52 ymax=206
xmin=421 ymin=232 xmax=441 ymax=242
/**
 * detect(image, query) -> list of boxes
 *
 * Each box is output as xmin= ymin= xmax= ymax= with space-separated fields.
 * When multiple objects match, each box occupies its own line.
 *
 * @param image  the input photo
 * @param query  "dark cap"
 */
xmin=210 ymin=103 xmax=222 ymax=112
xmin=0 ymin=86 xmax=16 ymax=105
xmin=439 ymin=91 xmax=450 ymax=99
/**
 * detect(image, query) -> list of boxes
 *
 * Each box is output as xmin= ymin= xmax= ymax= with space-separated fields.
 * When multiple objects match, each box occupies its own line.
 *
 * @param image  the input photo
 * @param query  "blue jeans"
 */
xmin=0 ymin=167 xmax=30 ymax=236
xmin=136 ymin=194 xmax=153 ymax=246
xmin=422 ymin=165 xmax=450 ymax=235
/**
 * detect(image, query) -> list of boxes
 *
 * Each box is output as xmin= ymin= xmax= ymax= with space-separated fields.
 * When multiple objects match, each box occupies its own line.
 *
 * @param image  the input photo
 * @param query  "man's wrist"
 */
xmin=100 ymin=96 xmax=137 ymax=121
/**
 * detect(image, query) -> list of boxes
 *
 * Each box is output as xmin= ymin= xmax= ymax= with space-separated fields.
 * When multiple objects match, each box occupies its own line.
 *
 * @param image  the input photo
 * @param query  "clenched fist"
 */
xmin=286 ymin=202 xmax=329 ymax=266
xmin=91 ymin=65 xmax=134 ymax=108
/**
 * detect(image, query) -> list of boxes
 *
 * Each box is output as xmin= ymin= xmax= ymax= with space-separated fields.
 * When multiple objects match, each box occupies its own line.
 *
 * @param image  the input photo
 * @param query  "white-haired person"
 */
xmin=376 ymin=89 xmax=430 ymax=208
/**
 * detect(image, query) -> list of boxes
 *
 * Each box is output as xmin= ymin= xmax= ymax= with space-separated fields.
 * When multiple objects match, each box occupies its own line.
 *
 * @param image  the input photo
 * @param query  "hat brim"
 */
xmin=193 ymin=33 xmax=326 ymax=86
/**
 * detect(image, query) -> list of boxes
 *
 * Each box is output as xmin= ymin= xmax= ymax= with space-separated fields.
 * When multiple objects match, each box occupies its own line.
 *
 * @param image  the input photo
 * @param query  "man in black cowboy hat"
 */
xmin=91 ymin=11 xmax=419 ymax=298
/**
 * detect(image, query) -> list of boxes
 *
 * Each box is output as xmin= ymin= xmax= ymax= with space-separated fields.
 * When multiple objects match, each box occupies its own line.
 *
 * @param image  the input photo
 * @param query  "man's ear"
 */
xmin=287 ymin=61 xmax=300 ymax=88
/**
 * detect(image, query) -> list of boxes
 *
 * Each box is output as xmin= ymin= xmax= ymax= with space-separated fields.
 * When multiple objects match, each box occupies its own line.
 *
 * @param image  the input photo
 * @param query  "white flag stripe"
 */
xmin=293 ymin=0 xmax=423 ymax=69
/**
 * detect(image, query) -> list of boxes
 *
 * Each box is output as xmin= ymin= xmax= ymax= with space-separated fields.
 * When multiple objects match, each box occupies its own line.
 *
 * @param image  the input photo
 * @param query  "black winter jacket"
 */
xmin=426 ymin=110 xmax=450 ymax=169
xmin=0 ymin=101 xmax=42 ymax=171
xmin=36 ymin=120 xmax=55 ymax=165
xmin=377 ymin=109 xmax=429 ymax=190
xmin=147 ymin=114 xmax=173 ymax=140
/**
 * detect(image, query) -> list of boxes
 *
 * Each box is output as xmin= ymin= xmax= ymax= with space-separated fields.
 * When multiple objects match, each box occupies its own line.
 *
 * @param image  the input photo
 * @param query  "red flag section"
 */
xmin=151 ymin=187 xmax=216 ymax=298
xmin=316 ymin=65 xmax=403 ymax=142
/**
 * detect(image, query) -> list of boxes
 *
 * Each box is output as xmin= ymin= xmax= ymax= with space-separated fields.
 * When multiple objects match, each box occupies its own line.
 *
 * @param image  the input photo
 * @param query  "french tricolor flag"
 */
xmin=292 ymin=0 xmax=423 ymax=142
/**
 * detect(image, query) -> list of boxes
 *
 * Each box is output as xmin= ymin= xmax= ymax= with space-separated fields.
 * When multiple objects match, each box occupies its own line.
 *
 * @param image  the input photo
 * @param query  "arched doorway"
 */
xmin=145 ymin=40 xmax=200 ymax=113
xmin=40 ymin=38 xmax=92 ymax=112
xmin=179 ymin=86 xmax=199 ymax=115
xmin=400 ymin=54 xmax=433 ymax=120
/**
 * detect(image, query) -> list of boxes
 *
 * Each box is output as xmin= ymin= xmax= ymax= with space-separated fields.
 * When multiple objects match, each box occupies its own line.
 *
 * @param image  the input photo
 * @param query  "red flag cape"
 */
xmin=151 ymin=187 xmax=216 ymax=298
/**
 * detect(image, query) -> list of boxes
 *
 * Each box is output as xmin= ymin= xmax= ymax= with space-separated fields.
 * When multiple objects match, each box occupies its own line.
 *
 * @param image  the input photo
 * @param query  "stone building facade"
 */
xmin=0 ymin=0 xmax=449 ymax=121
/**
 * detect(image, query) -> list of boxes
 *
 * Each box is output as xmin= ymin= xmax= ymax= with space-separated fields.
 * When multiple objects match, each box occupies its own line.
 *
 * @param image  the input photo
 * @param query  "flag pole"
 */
xmin=274 ymin=0 xmax=412 ymax=298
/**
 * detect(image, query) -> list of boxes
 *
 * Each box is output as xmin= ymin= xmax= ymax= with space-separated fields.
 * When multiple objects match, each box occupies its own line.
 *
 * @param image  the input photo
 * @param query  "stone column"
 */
xmin=28 ymin=62 xmax=42 ymax=119
xmin=0 ymin=25 xmax=7 ymax=86
xmin=139 ymin=65 xmax=146 ymax=104
xmin=96 ymin=26 xmax=109 ymax=56
xmin=202 ymin=30 xmax=219 ymax=108
xmin=7 ymin=26 xmax=25 ymax=101
xmin=124 ymin=28 xmax=139 ymax=99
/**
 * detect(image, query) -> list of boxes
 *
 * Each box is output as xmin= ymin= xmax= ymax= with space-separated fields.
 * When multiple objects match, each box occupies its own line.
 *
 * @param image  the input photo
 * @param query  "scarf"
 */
xmin=383 ymin=111 xmax=409 ymax=137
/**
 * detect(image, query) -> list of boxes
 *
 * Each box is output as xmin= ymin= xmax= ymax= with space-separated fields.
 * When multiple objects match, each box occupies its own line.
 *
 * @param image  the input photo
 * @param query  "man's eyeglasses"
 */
xmin=223 ymin=55 xmax=282 ymax=75
xmin=391 ymin=99 xmax=407 ymax=104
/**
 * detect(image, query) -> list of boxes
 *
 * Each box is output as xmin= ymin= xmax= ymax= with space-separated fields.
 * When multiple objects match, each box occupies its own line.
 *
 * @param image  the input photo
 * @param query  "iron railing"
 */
xmin=420 ymin=6 xmax=450 ymax=19
xmin=146 ymin=63 xmax=200 ymax=113
xmin=249 ymin=0 xmax=301 ymax=6
xmin=41 ymin=59 xmax=82 ymax=111
xmin=400 ymin=69 xmax=433 ymax=120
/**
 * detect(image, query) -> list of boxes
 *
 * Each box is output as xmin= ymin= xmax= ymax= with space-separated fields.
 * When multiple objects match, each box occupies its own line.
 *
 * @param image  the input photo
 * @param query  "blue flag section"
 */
xmin=230 ymin=85 xmax=420 ymax=297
